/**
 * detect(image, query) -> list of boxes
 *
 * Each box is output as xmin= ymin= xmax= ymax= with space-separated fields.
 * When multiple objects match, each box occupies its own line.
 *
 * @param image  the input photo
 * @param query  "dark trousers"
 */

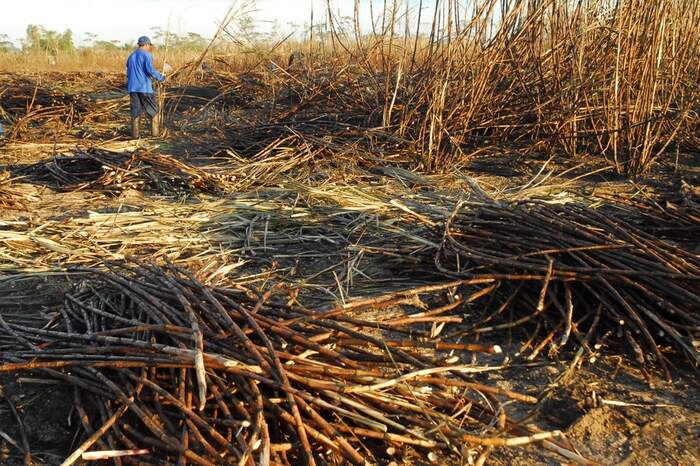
xmin=130 ymin=92 xmax=158 ymax=119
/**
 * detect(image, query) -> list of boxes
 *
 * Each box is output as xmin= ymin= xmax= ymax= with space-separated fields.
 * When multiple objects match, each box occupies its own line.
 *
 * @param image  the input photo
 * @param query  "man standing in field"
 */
xmin=127 ymin=36 xmax=165 ymax=138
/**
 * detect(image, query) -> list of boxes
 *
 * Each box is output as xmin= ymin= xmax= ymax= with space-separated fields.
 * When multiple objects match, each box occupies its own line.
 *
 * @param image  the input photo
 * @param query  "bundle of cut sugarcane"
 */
xmin=0 ymin=260 xmax=593 ymax=466
xmin=436 ymin=200 xmax=700 ymax=379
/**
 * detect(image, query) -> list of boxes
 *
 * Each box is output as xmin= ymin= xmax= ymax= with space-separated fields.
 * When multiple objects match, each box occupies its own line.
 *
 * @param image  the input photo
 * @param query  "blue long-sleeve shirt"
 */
xmin=126 ymin=48 xmax=164 ymax=94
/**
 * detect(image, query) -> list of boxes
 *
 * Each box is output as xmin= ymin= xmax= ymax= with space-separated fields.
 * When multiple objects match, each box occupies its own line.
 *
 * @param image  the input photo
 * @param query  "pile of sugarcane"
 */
xmin=435 ymin=200 xmax=700 ymax=379
xmin=0 ymin=75 xmax=86 ymax=140
xmin=13 ymin=148 xmax=229 ymax=195
xmin=0 ymin=78 xmax=82 ymax=115
xmin=0 ymin=260 xmax=591 ymax=465
xmin=0 ymin=73 xmax=125 ymax=115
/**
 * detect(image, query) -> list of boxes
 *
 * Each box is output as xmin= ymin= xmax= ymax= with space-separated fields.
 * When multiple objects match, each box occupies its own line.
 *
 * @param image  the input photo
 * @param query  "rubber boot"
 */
xmin=151 ymin=115 xmax=161 ymax=138
xmin=130 ymin=117 xmax=140 ymax=139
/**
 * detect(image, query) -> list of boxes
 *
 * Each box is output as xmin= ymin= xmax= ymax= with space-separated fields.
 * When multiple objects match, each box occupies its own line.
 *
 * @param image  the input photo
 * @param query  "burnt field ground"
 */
xmin=0 ymin=64 xmax=698 ymax=466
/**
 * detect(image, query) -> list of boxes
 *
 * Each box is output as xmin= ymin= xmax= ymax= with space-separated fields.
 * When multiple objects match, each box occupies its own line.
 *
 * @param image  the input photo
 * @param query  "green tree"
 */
xmin=23 ymin=25 xmax=74 ymax=53
xmin=237 ymin=14 xmax=260 ymax=44
xmin=0 ymin=34 xmax=16 ymax=53
xmin=181 ymin=32 xmax=208 ymax=50
xmin=93 ymin=40 xmax=122 ymax=51
xmin=58 ymin=29 xmax=74 ymax=52
xmin=24 ymin=25 xmax=42 ymax=51
xmin=83 ymin=32 xmax=98 ymax=47
xmin=150 ymin=26 xmax=166 ymax=45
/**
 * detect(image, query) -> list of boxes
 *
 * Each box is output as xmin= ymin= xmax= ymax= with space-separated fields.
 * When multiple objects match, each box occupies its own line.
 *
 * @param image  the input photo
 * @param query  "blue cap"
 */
xmin=137 ymin=36 xmax=152 ymax=46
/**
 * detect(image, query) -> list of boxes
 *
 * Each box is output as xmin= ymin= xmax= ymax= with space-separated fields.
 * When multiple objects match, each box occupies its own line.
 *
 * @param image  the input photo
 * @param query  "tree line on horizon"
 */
xmin=0 ymin=25 xmax=213 ymax=55
xmin=0 ymin=12 xmax=358 ymax=57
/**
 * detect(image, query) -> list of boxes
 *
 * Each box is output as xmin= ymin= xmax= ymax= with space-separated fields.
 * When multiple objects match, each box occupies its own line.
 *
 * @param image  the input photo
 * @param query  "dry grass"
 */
xmin=0 ymin=48 xmax=201 ymax=73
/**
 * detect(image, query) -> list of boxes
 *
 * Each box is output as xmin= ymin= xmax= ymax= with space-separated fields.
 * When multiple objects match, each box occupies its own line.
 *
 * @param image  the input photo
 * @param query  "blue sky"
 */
xmin=0 ymin=0 xmax=430 ymax=46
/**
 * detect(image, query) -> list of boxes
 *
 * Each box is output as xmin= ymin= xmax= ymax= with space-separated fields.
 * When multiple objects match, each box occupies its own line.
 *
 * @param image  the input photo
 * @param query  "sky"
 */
xmin=0 ymin=0 xmax=428 ymax=46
